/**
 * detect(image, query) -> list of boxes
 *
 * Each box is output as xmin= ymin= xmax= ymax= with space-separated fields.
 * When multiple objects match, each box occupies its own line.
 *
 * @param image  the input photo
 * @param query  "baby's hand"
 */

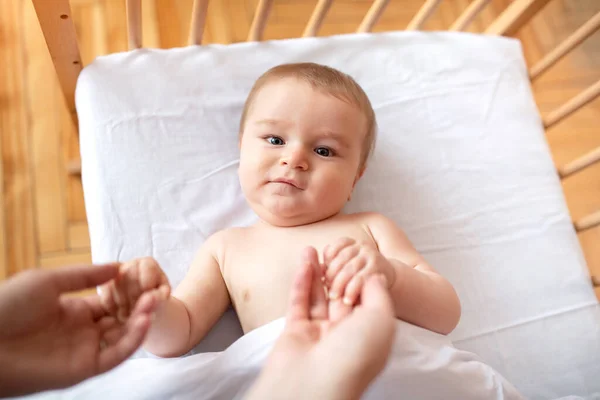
xmin=98 ymin=257 xmax=171 ymax=323
xmin=323 ymin=238 xmax=395 ymax=308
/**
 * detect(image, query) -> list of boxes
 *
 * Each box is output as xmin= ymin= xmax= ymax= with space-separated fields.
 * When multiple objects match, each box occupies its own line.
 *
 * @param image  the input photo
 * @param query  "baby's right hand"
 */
xmin=98 ymin=257 xmax=171 ymax=323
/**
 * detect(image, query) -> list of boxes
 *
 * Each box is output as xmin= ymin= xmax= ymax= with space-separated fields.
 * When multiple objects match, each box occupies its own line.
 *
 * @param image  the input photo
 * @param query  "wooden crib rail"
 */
xmin=485 ymin=0 xmax=551 ymax=36
xmin=543 ymin=79 xmax=600 ymax=129
xmin=303 ymin=0 xmax=334 ymax=37
xmin=126 ymin=0 xmax=142 ymax=50
xmin=530 ymin=11 xmax=600 ymax=80
xmin=189 ymin=0 xmax=210 ymax=45
xmin=357 ymin=0 xmax=391 ymax=33
xmin=559 ymin=146 xmax=600 ymax=179
xmin=575 ymin=211 xmax=600 ymax=233
xmin=406 ymin=0 xmax=442 ymax=30
xmin=247 ymin=0 xmax=274 ymax=42
xmin=30 ymin=0 xmax=81 ymax=127
xmin=449 ymin=0 xmax=491 ymax=31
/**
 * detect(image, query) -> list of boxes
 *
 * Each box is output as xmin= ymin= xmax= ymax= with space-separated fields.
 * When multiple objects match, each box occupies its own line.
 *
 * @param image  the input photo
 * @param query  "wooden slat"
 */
xmin=593 ymin=275 xmax=600 ymax=288
xmin=406 ymin=0 xmax=442 ymax=30
xmin=485 ymin=0 xmax=551 ymax=36
xmin=31 ymin=0 xmax=82 ymax=128
xmin=530 ymin=11 xmax=600 ymax=80
xmin=61 ymin=102 xmax=87 ymax=222
xmin=0 ymin=0 xmax=38 ymax=276
xmin=247 ymin=0 xmax=273 ymax=41
xmin=303 ymin=0 xmax=333 ymax=37
xmin=68 ymin=222 xmax=91 ymax=249
xmin=189 ymin=0 xmax=209 ymax=44
xmin=575 ymin=210 xmax=600 ymax=233
xmin=543 ymin=79 xmax=600 ymax=128
xmin=142 ymin=0 xmax=160 ymax=48
xmin=559 ymin=146 xmax=600 ymax=179
xmin=449 ymin=0 xmax=492 ymax=31
xmin=24 ymin=0 xmax=68 ymax=253
xmin=357 ymin=0 xmax=390 ymax=33
xmin=126 ymin=0 xmax=142 ymax=49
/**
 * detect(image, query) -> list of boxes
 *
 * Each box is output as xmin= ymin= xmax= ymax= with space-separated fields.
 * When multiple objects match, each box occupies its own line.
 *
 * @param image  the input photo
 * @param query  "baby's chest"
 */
xmin=222 ymin=226 xmax=374 ymax=300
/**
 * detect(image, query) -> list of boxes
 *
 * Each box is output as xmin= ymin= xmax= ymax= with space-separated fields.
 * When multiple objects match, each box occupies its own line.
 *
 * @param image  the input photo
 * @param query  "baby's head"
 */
xmin=238 ymin=62 xmax=376 ymax=227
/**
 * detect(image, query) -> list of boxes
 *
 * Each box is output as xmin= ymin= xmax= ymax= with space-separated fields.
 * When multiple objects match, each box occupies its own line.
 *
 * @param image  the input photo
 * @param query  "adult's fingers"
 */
xmin=51 ymin=263 xmax=120 ymax=294
xmin=98 ymin=314 xmax=150 ymax=374
xmin=306 ymin=247 xmax=328 ymax=321
xmin=359 ymin=274 xmax=394 ymax=316
xmin=328 ymin=298 xmax=352 ymax=324
xmin=286 ymin=254 xmax=312 ymax=324
xmin=81 ymin=294 xmax=110 ymax=320
xmin=130 ymin=290 xmax=161 ymax=317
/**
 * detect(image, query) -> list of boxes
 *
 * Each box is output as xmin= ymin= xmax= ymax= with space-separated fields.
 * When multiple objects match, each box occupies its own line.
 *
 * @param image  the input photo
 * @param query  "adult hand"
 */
xmin=0 ymin=264 xmax=159 ymax=397
xmin=246 ymin=246 xmax=397 ymax=400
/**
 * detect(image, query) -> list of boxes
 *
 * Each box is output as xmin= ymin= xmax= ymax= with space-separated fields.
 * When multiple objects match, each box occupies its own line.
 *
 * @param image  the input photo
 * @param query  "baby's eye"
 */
xmin=315 ymin=147 xmax=333 ymax=157
xmin=267 ymin=136 xmax=284 ymax=146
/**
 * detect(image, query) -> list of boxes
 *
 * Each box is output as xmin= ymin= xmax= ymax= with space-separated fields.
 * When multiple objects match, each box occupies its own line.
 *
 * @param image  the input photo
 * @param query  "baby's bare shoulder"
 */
xmin=344 ymin=211 xmax=393 ymax=226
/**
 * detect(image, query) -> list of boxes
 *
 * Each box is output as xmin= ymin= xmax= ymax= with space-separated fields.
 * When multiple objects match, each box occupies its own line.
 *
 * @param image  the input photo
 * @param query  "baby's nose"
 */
xmin=280 ymin=148 xmax=309 ymax=170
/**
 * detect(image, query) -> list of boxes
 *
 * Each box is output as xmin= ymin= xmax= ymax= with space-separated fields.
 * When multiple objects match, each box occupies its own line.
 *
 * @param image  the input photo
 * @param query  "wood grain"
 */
xmin=39 ymin=250 xmax=92 ymax=269
xmin=0 ymin=0 xmax=38 ymax=275
xmin=68 ymin=222 xmax=91 ymax=250
xmin=24 ymin=0 xmax=68 ymax=254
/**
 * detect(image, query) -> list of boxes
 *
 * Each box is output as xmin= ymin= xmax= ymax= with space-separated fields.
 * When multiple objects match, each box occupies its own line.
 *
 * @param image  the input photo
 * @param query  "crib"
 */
xmin=26 ymin=0 xmax=600 ymax=399
xmin=32 ymin=0 xmax=600 ymax=284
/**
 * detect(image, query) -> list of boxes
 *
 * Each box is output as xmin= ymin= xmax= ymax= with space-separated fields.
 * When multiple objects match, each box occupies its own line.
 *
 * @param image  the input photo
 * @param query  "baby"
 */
xmin=99 ymin=63 xmax=461 ymax=357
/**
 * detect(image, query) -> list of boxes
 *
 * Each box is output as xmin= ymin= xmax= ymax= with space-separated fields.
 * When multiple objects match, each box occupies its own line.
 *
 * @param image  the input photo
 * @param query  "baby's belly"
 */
xmin=232 ymin=278 xmax=294 ymax=333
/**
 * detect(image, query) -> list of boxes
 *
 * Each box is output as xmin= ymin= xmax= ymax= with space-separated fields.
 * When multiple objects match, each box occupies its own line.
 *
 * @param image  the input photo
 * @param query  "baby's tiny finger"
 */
xmin=328 ymin=258 xmax=362 ymax=301
xmin=139 ymin=258 xmax=160 ymax=291
xmin=323 ymin=237 xmax=355 ymax=266
xmin=158 ymin=283 xmax=171 ymax=300
xmin=342 ymin=274 xmax=365 ymax=307
xmin=326 ymin=245 xmax=359 ymax=283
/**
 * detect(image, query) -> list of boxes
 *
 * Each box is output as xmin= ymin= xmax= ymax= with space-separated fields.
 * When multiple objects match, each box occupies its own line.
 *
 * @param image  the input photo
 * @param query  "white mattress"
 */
xmin=75 ymin=31 xmax=600 ymax=399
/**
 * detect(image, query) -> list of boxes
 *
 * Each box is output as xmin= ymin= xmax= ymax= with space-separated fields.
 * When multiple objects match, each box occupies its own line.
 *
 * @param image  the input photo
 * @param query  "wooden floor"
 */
xmin=0 ymin=0 xmax=598 ymax=297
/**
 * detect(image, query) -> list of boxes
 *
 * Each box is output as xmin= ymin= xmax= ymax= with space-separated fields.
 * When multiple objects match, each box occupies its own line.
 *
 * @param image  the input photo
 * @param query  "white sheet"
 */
xmin=17 ymin=319 xmax=525 ymax=400
xmin=74 ymin=31 xmax=600 ymax=399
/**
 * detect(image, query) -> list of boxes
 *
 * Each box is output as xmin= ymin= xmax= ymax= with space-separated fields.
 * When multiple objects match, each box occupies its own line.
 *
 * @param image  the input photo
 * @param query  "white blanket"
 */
xmin=19 ymin=318 xmax=525 ymax=400
xmin=74 ymin=31 xmax=600 ymax=398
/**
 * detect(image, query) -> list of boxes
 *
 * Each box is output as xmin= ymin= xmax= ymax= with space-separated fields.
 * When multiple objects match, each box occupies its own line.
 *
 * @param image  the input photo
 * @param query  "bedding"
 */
xmin=69 ymin=31 xmax=600 ymax=399
xmin=17 ymin=319 xmax=525 ymax=400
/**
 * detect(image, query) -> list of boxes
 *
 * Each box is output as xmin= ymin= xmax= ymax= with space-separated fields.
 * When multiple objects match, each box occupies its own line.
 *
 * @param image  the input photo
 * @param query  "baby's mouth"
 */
xmin=271 ymin=178 xmax=303 ymax=190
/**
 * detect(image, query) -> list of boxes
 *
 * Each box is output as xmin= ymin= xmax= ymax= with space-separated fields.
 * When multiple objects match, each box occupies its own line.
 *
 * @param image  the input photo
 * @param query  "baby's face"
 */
xmin=239 ymin=78 xmax=367 ymax=227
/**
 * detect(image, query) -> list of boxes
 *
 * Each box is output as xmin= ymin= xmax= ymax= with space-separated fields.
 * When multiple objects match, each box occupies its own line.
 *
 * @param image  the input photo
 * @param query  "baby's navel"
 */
xmin=242 ymin=289 xmax=251 ymax=302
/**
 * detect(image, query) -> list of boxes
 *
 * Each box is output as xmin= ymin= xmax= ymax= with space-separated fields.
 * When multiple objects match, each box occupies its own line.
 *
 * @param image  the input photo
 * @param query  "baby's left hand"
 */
xmin=323 ymin=237 xmax=396 ymax=308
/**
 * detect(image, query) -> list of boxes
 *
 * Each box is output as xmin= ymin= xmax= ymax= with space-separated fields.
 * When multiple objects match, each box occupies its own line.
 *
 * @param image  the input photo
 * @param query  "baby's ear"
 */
xmin=353 ymin=166 xmax=366 ymax=186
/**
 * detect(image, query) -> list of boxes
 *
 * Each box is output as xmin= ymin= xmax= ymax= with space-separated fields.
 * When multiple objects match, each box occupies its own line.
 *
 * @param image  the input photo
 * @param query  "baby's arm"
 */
xmin=143 ymin=234 xmax=230 ymax=357
xmin=367 ymin=213 xmax=461 ymax=335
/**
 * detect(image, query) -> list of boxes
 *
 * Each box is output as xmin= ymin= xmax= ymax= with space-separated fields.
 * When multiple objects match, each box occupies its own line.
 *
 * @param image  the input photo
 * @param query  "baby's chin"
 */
xmin=251 ymin=201 xmax=338 ymax=228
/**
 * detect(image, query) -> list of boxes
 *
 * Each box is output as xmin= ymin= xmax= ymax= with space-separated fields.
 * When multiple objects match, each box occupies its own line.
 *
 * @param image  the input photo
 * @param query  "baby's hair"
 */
xmin=239 ymin=62 xmax=377 ymax=171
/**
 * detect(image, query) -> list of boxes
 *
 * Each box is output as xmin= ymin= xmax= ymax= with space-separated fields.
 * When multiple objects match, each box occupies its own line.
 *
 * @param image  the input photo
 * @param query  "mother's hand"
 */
xmin=0 ymin=264 xmax=159 ymax=397
xmin=247 ymin=246 xmax=397 ymax=400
